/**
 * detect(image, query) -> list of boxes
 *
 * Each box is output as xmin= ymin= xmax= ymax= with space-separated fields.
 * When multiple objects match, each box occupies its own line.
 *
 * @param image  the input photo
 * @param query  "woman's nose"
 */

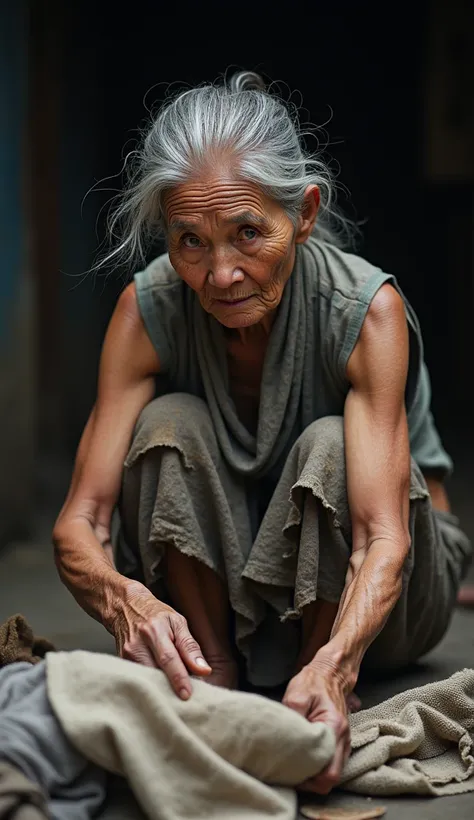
xmin=208 ymin=248 xmax=245 ymax=289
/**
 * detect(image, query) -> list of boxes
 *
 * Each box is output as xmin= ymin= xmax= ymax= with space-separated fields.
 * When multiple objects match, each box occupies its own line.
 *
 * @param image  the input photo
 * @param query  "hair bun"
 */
xmin=228 ymin=70 xmax=266 ymax=93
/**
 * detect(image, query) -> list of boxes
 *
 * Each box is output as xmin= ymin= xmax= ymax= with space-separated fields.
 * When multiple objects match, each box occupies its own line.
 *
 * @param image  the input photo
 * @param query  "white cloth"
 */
xmin=46 ymin=651 xmax=335 ymax=820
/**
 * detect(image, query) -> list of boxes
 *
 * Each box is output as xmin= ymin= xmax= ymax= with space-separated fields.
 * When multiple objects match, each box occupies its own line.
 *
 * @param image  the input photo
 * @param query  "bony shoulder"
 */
xmin=354 ymin=284 xmax=408 ymax=366
xmin=366 ymin=283 xmax=405 ymax=327
xmin=117 ymin=282 xmax=140 ymax=320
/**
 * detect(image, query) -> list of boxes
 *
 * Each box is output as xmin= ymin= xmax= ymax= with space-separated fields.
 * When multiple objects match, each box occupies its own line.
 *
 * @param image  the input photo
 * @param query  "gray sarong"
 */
xmin=117 ymin=394 xmax=471 ymax=687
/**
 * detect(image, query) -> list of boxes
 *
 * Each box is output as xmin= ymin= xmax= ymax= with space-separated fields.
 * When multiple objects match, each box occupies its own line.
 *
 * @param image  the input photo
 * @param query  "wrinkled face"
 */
xmin=164 ymin=173 xmax=316 ymax=329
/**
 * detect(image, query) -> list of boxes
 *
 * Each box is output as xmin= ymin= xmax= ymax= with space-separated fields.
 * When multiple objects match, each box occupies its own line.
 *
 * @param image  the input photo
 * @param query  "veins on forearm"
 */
xmin=326 ymin=538 xmax=407 ymax=682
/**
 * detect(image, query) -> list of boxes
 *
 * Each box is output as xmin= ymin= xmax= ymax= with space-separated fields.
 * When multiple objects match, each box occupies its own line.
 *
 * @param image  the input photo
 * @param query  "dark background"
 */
xmin=1 ymin=0 xmax=473 ymax=542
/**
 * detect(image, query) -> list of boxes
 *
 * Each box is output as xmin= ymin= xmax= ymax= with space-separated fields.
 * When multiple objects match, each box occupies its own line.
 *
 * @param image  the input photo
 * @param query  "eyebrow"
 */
xmin=168 ymin=218 xmax=199 ymax=232
xmin=223 ymin=211 xmax=268 ymax=227
xmin=168 ymin=211 xmax=268 ymax=232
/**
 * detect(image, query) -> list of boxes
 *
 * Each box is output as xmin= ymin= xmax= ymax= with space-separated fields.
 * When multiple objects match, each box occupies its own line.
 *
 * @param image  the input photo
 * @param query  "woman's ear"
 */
xmin=295 ymin=185 xmax=320 ymax=243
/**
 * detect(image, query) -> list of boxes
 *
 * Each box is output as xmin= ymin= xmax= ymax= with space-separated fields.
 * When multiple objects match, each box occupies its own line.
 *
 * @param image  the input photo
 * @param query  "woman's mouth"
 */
xmin=215 ymin=296 xmax=253 ymax=307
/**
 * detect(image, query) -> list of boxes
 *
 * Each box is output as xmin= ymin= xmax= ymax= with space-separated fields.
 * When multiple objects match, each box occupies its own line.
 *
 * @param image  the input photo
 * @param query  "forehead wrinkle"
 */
xmin=169 ymin=193 xmax=265 ymax=212
xmin=168 ymin=208 xmax=270 ymax=235
xmin=166 ymin=180 xmax=268 ymax=216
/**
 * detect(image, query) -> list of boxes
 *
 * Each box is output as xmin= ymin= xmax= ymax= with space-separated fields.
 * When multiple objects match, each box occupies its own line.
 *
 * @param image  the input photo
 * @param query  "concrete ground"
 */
xmin=1 ymin=454 xmax=473 ymax=819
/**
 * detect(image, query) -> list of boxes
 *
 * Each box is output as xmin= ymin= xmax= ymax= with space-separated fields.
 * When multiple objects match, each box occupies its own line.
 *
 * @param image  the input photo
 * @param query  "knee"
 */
xmin=128 ymin=393 xmax=218 ymax=467
xmin=136 ymin=393 xmax=210 ymax=437
xmin=287 ymin=417 xmax=347 ymax=518
xmin=295 ymin=416 xmax=344 ymax=460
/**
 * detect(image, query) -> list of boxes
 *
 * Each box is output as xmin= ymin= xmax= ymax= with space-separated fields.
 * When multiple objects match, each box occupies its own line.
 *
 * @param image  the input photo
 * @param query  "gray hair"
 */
xmin=101 ymin=71 xmax=354 ymax=268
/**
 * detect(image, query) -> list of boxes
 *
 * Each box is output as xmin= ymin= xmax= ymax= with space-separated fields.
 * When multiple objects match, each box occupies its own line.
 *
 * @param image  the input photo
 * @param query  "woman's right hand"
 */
xmin=112 ymin=582 xmax=212 ymax=699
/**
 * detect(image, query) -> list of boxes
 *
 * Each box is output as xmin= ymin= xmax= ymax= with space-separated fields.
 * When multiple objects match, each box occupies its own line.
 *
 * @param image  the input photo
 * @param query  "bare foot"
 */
xmin=346 ymin=691 xmax=362 ymax=713
xmin=204 ymin=657 xmax=239 ymax=689
xmin=457 ymin=586 xmax=474 ymax=608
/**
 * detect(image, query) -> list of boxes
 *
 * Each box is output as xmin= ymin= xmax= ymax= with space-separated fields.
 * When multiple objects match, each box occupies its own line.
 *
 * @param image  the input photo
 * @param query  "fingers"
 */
xmin=172 ymin=618 xmax=212 ymax=677
xmin=324 ymin=735 xmax=347 ymax=781
xmin=282 ymin=690 xmax=311 ymax=719
xmin=118 ymin=608 xmax=211 ymax=699
xmin=139 ymin=614 xmax=211 ymax=697
xmin=146 ymin=624 xmax=195 ymax=699
xmin=122 ymin=640 xmax=157 ymax=668
xmin=299 ymin=740 xmax=347 ymax=795
xmin=346 ymin=691 xmax=362 ymax=713
xmin=126 ymin=618 xmax=192 ymax=699
xmin=299 ymin=713 xmax=350 ymax=795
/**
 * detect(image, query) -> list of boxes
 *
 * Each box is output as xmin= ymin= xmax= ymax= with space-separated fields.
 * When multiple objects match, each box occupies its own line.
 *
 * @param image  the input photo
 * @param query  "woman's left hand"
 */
xmin=282 ymin=660 xmax=350 ymax=794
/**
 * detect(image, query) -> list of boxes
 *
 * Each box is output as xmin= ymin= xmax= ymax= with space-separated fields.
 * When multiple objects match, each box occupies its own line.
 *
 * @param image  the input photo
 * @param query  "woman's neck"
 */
xmin=228 ymin=311 xmax=276 ymax=346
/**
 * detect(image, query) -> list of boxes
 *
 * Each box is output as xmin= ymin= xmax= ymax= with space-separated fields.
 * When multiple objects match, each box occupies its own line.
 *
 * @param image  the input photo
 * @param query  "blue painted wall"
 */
xmin=0 ymin=0 xmax=34 ymax=546
xmin=0 ymin=2 xmax=26 ymax=339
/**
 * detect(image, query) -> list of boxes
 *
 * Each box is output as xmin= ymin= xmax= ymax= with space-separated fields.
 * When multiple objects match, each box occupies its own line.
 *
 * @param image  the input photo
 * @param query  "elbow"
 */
xmin=391 ymin=519 xmax=412 ymax=566
xmin=374 ymin=532 xmax=412 ymax=589
xmin=374 ymin=529 xmax=412 ymax=574
xmin=354 ymin=516 xmax=411 ymax=556
xmin=352 ymin=517 xmax=412 ymax=581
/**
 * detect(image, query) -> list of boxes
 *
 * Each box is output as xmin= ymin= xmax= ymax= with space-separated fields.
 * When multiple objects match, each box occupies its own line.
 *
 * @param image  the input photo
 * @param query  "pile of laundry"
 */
xmin=0 ymin=615 xmax=473 ymax=820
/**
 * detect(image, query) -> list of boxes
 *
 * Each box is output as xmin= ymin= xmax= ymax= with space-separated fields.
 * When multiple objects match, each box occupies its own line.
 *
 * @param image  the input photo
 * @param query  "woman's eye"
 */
xmin=182 ymin=235 xmax=202 ymax=249
xmin=240 ymin=227 xmax=258 ymax=241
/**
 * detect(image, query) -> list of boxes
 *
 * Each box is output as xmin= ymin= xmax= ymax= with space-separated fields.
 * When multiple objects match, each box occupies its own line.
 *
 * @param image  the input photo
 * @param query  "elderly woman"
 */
xmin=54 ymin=72 xmax=471 ymax=792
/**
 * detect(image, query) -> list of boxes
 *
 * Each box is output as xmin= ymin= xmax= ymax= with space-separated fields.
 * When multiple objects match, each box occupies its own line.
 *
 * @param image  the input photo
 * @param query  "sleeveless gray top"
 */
xmin=134 ymin=237 xmax=452 ymax=477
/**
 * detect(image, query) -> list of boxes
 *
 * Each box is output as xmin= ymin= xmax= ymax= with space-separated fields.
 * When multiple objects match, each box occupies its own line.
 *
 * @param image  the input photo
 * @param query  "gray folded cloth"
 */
xmin=343 ymin=668 xmax=474 ymax=796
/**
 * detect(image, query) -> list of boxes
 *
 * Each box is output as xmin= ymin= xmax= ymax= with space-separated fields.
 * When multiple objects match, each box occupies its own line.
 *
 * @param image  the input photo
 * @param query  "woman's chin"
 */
xmin=217 ymin=312 xmax=262 ymax=329
xmin=210 ymin=307 xmax=263 ymax=329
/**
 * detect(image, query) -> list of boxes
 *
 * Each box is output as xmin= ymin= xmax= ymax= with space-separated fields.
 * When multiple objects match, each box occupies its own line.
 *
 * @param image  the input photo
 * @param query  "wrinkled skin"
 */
xmin=113 ymin=582 xmax=212 ymax=700
xmin=283 ymin=656 xmax=351 ymax=794
xmin=165 ymin=172 xmax=319 ymax=334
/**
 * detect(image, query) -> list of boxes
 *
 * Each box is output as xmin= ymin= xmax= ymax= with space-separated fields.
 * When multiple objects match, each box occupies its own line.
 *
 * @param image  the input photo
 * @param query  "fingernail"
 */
xmin=179 ymin=688 xmax=190 ymax=700
xmin=196 ymin=657 xmax=211 ymax=669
